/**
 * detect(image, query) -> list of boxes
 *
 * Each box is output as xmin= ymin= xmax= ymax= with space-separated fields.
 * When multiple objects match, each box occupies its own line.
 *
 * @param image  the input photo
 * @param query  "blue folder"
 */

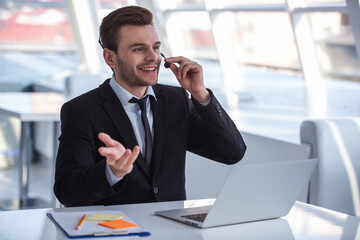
xmin=47 ymin=212 xmax=151 ymax=238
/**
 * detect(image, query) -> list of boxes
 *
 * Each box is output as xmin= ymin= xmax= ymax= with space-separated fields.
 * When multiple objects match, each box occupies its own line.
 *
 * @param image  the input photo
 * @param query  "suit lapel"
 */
xmin=98 ymin=80 xmax=150 ymax=178
xmin=150 ymin=85 xmax=168 ymax=176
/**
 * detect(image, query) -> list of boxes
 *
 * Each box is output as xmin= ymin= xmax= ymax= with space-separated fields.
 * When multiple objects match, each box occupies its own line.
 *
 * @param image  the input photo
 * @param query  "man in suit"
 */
xmin=54 ymin=6 xmax=246 ymax=207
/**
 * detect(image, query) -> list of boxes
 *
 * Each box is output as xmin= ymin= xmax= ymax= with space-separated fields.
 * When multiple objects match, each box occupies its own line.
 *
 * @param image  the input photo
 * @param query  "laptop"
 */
xmin=155 ymin=158 xmax=319 ymax=228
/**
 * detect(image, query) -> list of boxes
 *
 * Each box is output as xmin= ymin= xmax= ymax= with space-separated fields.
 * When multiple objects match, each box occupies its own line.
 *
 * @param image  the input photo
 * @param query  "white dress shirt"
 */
xmin=105 ymin=75 xmax=157 ymax=185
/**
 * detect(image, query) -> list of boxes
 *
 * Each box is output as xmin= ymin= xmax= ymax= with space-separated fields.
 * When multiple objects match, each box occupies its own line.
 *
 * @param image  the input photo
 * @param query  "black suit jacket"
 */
xmin=54 ymin=79 xmax=246 ymax=207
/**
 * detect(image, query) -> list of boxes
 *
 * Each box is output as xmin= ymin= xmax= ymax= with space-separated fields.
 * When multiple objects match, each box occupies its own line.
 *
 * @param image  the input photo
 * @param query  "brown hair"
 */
xmin=99 ymin=6 xmax=153 ymax=52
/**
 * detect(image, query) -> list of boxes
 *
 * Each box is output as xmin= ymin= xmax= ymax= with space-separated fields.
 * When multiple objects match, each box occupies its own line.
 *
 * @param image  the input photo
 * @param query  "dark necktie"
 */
xmin=129 ymin=96 xmax=152 ymax=168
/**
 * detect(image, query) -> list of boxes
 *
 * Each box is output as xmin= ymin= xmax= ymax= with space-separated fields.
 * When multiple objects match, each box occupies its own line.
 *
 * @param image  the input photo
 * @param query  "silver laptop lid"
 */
xmin=202 ymin=158 xmax=319 ymax=228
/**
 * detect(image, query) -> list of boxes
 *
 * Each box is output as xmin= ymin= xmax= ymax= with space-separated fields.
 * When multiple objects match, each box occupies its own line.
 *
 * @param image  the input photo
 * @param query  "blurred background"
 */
xmin=0 ymin=0 xmax=359 ymax=210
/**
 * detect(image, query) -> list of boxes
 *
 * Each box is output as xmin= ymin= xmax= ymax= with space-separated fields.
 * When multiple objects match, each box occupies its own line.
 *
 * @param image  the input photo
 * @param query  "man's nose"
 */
xmin=144 ymin=49 xmax=159 ymax=62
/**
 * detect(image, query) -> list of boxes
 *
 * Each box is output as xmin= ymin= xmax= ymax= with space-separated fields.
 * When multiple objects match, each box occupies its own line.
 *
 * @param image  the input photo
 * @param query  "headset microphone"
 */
xmin=161 ymin=53 xmax=171 ymax=68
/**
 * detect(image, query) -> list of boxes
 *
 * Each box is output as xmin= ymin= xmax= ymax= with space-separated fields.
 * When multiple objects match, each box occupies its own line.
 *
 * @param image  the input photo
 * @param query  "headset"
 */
xmin=160 ymin=53 xmax=171 ymax=68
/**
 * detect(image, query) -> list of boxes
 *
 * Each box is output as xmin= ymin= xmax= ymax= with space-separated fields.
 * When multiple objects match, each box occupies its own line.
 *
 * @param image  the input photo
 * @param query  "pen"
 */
xmin=76 ymin=214 xmax=86 ymax=230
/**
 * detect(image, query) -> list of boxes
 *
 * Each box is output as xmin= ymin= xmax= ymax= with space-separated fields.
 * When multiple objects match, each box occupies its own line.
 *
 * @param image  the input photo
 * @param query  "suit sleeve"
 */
xmin=186 ymin=89 xmax=246 ymax=164
xmin=53 ymin=101 xmax=123 ymax=207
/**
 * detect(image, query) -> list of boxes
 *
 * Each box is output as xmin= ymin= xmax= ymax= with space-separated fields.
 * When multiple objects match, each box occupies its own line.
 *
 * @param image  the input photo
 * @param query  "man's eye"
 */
xmin=134 ymin=48 xmax=144 ymax=52
xmin=153 ymin=46 xmax=160 ymax=51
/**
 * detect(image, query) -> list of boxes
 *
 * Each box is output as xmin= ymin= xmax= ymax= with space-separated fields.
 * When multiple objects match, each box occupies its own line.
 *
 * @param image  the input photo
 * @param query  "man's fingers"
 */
xmin=165 ymin=56 xmax=188 ymax=64
xmin=106 ymin=146 xmax=140 ymax=178
xmin=97 ymin=134 xmax=140 ymax=178
xmin=99 ymin=146 xmax=124 ymax=164
xmin=165 ymin=56 xmax=186 ymax=79
xmin=98 ymin=132 xmax=122 ymax=148
xmin=179 ymin=63 xmax=194 ymax=80
xmin=105 ymin=148 xmax=128 ymax=167
xmin=122 ymin=146 xmax=140 ymax=169
xmin=165 ymin=57 xmax=200 ymax=80
xmin=106 ymin=145 xmax=139 ymax=166
xmin=98 ymin=132 xmax=110 ymax=146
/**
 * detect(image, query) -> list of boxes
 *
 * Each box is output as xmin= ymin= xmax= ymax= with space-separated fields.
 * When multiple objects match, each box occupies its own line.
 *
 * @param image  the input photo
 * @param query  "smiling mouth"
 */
xmin=141 ymin=67 xmax=156 ymax=71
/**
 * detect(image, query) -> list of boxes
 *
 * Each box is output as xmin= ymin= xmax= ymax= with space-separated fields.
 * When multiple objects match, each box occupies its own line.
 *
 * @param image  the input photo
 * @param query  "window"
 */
xmin=205 ymin=0 xmax=285 ymax=9
xmin=217 ymin=11 xmax=299 ymax=70
xmin=309 ymin=12 xmax=360 ymax=79
xmin=165 ymin=11 xmax=217 ymax=59
xmin=157 ymin=0 xmax=205 ymax=10
xmin=0 ymin=1 xmax=74 ymax=52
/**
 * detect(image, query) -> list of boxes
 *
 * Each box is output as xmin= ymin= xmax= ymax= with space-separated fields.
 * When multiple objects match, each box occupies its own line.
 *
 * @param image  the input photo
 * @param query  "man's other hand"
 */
xmin=98 ymin=132 xmax=140 ymax=178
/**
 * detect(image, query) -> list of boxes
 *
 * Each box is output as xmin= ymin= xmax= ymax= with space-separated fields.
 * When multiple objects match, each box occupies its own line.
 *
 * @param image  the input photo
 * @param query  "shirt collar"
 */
xmin=109 ymin=74 xmax=157 ymax=106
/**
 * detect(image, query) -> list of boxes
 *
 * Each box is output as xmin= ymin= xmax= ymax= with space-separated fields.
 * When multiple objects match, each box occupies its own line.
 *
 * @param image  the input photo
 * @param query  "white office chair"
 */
xmin=65 ymin=71 xmax=106 ymax=99
xmin=300 ymin=118 xmax=360 ymax=216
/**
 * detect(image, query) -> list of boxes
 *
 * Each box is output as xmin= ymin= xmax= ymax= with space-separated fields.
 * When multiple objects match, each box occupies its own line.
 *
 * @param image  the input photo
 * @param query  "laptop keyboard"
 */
xmin=181 ymin=213 xmax=208 ymax=222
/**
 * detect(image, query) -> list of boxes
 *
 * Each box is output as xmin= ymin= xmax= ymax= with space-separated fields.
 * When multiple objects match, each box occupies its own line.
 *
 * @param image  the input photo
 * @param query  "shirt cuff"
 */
xmin=191 ymin=88 xmax=212 ymax=107
xmin=199 ymin=97 xmax=211 ymax=106
xmin=105 ymin=163 xmax=123 ymax=186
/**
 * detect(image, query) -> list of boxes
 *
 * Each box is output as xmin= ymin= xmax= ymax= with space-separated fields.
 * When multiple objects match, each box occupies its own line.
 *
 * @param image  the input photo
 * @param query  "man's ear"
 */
xmin=103 ymin=48 xmax=116 ymax=69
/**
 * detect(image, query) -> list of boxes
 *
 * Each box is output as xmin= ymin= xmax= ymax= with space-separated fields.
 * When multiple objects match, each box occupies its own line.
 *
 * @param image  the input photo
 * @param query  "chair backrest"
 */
xmin=300 ymin=118 xmax=360 ymax=216
xmin=65 ymin=71 xmax=106 ymax=99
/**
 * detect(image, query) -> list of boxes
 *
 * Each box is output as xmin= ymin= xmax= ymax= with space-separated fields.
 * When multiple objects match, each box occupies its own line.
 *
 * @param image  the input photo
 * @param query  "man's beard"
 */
xmin=116 ymin=55 xmax=158 ymax=87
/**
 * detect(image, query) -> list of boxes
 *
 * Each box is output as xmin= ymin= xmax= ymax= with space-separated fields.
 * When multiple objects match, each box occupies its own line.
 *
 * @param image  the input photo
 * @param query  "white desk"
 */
xmin=0 ymin=92 xmax=64 ymax=209
xmin=0 ymin=199 xmax=359 ymax=240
